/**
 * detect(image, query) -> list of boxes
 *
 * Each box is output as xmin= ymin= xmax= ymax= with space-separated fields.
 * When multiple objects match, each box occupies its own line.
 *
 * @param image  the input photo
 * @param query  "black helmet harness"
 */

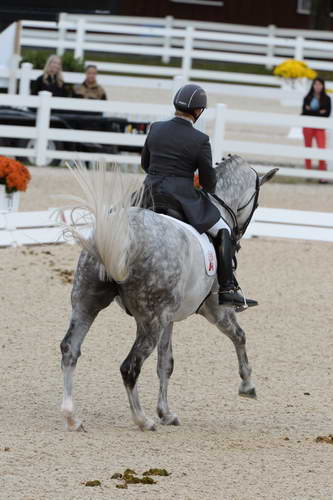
xmin=173 ymin=84 xmax=207 ymax=123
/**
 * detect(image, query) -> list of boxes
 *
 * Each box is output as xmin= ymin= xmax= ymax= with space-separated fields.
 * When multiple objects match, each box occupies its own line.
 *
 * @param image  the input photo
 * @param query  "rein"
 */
xmin=210 ymin=168 xmax=260 ymax=245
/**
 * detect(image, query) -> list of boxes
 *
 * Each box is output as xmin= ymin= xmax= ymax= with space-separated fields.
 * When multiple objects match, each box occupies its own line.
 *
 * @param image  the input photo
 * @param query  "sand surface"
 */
xmin=1 ymin=168 xmax=333 ymax=500
xmin=1 ymin=83 xmax=333 ymax=499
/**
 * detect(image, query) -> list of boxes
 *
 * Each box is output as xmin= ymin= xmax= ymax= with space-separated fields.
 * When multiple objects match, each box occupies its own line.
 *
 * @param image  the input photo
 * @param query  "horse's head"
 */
xmin=214 ymin=154 xmax=278 ymax=241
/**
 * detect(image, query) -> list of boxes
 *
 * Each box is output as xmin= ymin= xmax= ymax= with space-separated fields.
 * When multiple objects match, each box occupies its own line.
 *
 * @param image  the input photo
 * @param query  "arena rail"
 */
xmin=20 ymin=19 xmax=333 ymax=77
xmin=1 ymin=92 xmax=333 ymax=179
xmin=1 ymin=206 xmax=332 ymax=247
xmin=21 ymin=15 xmax=333 ymax=68
xmin=12 ymin=62 xmax=308 ymax=108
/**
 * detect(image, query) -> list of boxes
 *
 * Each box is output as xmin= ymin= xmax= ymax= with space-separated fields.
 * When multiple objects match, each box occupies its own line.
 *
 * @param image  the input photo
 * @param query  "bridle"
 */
xmin=211 ymin=168 xmax=260 ymax=245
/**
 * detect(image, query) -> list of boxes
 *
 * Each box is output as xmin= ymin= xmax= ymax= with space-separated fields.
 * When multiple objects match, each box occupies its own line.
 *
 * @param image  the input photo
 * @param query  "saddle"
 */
xmin=142 ymin=192 xmax=188 ymax=223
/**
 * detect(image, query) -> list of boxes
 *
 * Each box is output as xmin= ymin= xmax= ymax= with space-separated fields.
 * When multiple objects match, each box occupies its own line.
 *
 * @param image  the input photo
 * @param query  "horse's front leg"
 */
xmin=156 ymin=323 xmax=180 ymax=426
xmin=199 ymin=295 xmax=256 ymax=399
xmin=60 ymin=251 xmax=118 ymax=431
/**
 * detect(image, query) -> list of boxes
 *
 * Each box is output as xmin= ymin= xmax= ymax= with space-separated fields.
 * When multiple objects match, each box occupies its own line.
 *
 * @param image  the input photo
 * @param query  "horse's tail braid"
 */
xmin=64 ymin=162 xmax=144 ymax=283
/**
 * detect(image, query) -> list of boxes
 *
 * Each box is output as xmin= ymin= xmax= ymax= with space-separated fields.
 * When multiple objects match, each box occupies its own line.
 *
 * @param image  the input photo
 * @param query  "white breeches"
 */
xmin=207 ymin=218 xmax=231 ymax=237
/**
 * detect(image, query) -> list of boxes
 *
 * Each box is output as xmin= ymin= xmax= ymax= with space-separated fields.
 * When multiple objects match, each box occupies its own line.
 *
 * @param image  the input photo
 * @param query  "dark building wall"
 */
xmin=118 ymin=0 xmax=333 ymax=30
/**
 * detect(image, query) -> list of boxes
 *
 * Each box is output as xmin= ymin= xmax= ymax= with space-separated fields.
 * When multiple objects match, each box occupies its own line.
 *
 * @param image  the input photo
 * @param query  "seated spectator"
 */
xmin=31 ymin=55 xmax=67 ymax=97
xmin=73 ymin=65 xmax=107 ymax=100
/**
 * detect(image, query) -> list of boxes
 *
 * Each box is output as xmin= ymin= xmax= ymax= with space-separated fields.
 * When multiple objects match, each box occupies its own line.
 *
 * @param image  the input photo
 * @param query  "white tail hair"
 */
xmin=65 ymin=162 xmax=144 ymax=283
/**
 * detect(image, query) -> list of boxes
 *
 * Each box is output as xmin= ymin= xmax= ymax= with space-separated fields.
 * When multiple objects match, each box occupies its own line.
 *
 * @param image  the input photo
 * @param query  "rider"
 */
xmin=141 ymin=83 xmax=257 ymax=308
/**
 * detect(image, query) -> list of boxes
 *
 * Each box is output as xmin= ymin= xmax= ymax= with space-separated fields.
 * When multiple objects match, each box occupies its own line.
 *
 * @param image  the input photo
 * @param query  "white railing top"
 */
xmin=253 ymin=165 xmax=333 ymax=180
xmin=21 ymin=21 xmax=333 ymax=53
xmin=225 ymin=109 xmax=333 ymax=130
xmin=0 ymin=93 xmax=173 ymax=116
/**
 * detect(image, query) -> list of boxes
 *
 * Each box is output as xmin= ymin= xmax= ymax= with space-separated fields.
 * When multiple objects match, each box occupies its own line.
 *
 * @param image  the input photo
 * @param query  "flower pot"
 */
xmin=0 ymin=185 xmax=20 ymax=212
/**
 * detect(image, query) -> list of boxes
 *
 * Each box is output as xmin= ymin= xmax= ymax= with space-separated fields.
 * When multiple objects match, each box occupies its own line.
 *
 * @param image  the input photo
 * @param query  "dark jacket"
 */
xmin=302 ymin=93 xmax=331 ymax=118
xmin=31 ymin=74 xmax=67 ymax=97
xmin=141 ymin=116 xmax=220 ymax=233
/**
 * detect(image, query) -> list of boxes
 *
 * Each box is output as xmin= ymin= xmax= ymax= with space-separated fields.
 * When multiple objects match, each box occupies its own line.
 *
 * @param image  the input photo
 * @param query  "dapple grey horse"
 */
xmin=60 ymin=155 xmax=277 ymax=432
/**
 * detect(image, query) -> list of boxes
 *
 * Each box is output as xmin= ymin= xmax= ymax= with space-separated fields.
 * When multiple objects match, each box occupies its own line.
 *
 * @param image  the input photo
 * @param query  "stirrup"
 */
xmin=219 ymin=289 xmax=246 ymax=306
xmin=218 ymin=287 xmax=258 ymax=311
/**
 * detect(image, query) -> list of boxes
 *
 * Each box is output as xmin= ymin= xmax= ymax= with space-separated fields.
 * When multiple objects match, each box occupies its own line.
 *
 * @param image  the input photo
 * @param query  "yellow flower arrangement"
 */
xmin=273 ymin=59 xmax=317 ymax=80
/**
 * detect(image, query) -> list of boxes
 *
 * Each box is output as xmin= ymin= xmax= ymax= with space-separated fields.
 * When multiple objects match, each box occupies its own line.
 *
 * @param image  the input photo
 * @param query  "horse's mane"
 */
xmin=215 ymin=154 xmax=249 ymax=176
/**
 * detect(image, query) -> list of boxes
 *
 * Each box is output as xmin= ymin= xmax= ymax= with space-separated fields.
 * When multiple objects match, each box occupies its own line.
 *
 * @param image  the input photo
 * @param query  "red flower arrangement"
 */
xmin=0 ymin=156 xmax=31 ymax=193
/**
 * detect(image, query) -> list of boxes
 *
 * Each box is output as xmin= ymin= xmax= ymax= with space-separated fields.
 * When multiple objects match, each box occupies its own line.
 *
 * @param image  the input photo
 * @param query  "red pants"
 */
xmin=302 ymin=127 xmax=327 ymax=171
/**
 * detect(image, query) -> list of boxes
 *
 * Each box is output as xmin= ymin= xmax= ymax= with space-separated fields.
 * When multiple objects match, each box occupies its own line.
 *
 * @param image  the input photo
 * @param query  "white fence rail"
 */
xmin=247 ymin=207 xmax=333 ymax=243
xmin=20 ymin=16 xmax=333 ymax=76
xmin=13 ymin=62 xmax=308 ymax=106
xmin=3 ymin=62 xmax=333 ymax=111
xmin=219 ymin=106 xmax=333 ymax=166
xmin=1 ymin=206 xmax=332 ymax=247
xmin=1 ymin=92 xmax=333 ymax=179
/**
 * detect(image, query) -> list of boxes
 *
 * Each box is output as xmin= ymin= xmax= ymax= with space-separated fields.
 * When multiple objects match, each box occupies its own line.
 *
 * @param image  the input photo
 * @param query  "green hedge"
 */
xmin=20 ymin=51 xmax=85 ymax=72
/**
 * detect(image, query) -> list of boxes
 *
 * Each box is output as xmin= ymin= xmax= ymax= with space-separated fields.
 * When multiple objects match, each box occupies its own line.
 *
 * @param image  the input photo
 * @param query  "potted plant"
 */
xmin=273 ymin=59 xmax=317 ymax=92
xmin=0 ymin=156 xmax=31 ymax=212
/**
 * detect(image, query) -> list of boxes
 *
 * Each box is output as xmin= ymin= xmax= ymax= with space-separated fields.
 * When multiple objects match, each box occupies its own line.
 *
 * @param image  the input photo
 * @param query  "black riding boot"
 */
xmin=214 ymin=229 xmax=258 ymax=308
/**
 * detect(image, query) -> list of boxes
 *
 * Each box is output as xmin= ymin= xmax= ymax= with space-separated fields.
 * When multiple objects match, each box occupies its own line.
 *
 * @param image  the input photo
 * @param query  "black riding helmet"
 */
xmin=173 ymin=84 xmax=207 ymax=122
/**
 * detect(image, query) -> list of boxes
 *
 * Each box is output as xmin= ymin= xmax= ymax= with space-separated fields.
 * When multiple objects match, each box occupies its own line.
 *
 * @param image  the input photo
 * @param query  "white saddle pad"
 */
xmin=160 ymin=214 xmax=217 ymax=276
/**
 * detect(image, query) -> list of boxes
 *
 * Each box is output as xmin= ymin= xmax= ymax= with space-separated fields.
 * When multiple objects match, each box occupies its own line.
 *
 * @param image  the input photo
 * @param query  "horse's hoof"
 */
xmin=77 ymin=423 xmax=87 ymax=433
xmin=65 ymin=416 xmax=85 ymax=432
xmin=160 ymin=414 xmax=180 ymax=426
xmin=138 ymin=418 xmax=156 ymax=432
xmin=239 ymin=387 xmax=257 ymax=400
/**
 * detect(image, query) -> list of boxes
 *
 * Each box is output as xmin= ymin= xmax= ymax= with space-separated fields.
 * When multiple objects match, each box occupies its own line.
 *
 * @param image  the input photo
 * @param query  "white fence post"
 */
xmin=212 ymin=103 xmax=226 ymax=164
xmin=35 ymin=91 xmax=51 ymax=166
xmin=295 ymin=36 xmax=304 ymax=60
xmin=266 ymin=24 xmax=275 ymax=69
xmin=162 ymin=15 xmax=173 ymax=64
xmin=181 ymin=26 xmax=193 ymax=81
xmin=74 ymin=18 xmax=86 ymax=59
xmin=19 ymin=62 xmax=33 ymax=96
xmin=57 ymin=12 xmax=67 ymax=56
xmin=8 ymin=54 xmax=21 ymax=95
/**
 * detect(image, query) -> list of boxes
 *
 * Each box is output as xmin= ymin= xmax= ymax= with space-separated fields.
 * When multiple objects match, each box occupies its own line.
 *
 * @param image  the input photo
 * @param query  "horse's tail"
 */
xmin=65 ymin=162 xmax=144 ymax=283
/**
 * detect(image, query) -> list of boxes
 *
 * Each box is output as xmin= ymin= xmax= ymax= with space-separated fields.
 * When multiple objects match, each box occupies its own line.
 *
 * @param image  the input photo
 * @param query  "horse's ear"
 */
xmin=259 ymin=168 xmax=279 ymax=186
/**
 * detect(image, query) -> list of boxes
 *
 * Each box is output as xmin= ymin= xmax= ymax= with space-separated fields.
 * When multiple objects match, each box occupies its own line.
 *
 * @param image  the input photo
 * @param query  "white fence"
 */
xmin=1 ymin=91 xmax=333 ymax=180
xmin=20 ymin=16 xmax=333 ymax=78
xmin=247 ymin=207 xmax=333 ymax=243
xmin=0 ymin=91 xmax=172 ymax=166
xmin=13 ymin=62 xmax=311 ymax=108
xmin=1 ymin=206 xmax=332 ymax=247
xmin=217 ymin=104 xmax=333 ymax=171
xmin=3 ymin=62 xmax=332 ymax=112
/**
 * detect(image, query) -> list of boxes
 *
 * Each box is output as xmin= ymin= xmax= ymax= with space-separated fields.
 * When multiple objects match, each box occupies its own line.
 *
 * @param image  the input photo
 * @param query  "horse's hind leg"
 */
xmin=60 ymin=251 xmax=117 ymax=431
xmin=199 ymin=296 xmax=256 ymax=399
xmin=120 ymin=320 xmax=163 ymax=431
xmin=157 ymin=323 xmax=180 ymax=426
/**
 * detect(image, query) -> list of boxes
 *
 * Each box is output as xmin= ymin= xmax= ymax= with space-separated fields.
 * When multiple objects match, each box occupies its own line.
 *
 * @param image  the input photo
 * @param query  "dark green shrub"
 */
xmin=20 ymin=50 xmax=85 ymax=72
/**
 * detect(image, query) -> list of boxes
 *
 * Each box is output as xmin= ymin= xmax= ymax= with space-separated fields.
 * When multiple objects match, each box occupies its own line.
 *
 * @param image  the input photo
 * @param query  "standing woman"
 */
xmin=302 ymin=77 xmax=331 ymax=171
xmin=31 ymin=55 xmax=67 ymax=97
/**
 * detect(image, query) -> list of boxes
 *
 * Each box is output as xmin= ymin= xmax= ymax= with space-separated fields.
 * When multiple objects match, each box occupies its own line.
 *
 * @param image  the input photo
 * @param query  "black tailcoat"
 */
xmin=141 ymin=116 xmax=220 ymax=233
